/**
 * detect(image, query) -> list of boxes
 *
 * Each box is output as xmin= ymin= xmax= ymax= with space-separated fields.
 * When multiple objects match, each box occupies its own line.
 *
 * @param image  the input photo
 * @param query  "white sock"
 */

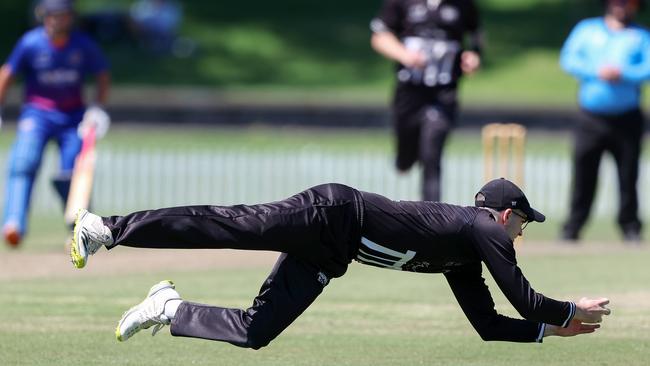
xmin=164 ymin=299 xmax=182 ymax=319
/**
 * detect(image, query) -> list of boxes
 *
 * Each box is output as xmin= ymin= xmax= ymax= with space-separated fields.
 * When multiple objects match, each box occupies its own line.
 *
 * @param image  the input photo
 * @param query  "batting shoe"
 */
xmin=116 ymin=280 xmax=182 ymax=342
xmin=3 ymin=223 xmax=21 ymax=248
xmin=70 ymin=209 xmax=113 ymax=269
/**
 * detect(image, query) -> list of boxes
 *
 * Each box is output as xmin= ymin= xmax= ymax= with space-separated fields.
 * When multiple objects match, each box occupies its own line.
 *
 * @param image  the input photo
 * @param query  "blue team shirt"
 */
xmin=560 ymin=18 xmax=650 ymax=115
xmin=5 ymin=27 xmax=108 ymax=113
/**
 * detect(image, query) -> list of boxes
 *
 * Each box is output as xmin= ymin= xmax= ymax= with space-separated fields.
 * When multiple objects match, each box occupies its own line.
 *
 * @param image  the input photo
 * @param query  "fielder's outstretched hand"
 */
xmin=545 ymin=319 xmax=600 ymax=337
xmin=574 ymin=297 xmax=611 ymax=323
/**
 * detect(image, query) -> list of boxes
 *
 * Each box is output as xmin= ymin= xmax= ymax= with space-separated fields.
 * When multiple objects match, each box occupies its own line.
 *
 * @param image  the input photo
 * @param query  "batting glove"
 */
xmin=79 ymin=105 xmax=111 ymax=139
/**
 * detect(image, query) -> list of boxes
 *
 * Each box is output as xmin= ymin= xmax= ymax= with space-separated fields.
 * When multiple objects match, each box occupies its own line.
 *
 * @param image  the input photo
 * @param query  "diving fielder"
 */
xmin=69 ymin=178 xmax=610 ymax=348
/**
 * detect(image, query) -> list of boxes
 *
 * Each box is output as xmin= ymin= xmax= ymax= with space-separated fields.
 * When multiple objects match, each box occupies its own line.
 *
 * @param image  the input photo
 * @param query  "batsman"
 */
xmin=0 ymin=0 xmax=111 ymax=247
xmin=70 ymin=178 xmax=610 ymax=348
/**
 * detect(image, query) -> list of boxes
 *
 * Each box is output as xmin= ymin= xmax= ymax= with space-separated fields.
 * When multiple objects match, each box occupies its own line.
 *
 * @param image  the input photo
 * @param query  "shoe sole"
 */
xmin=115 ymin=280 xmax=175 ymax=342
xmin=70 ymin=209 xmax=89 ymax=269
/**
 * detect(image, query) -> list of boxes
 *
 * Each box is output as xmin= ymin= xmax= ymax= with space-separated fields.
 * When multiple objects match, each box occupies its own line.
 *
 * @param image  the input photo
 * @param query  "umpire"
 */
xmin=70 ymin=179 xmax=610 ymax=347
xmin=560 ymin=0 xmax=649 ymax=242
xmin=370 ymin=0 xmax=482 ymax=201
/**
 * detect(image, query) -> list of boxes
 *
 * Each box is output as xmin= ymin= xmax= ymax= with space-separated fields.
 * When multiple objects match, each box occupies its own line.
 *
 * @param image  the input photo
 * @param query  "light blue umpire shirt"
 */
xmin=560 ymin=17 xmax=650 ymax=115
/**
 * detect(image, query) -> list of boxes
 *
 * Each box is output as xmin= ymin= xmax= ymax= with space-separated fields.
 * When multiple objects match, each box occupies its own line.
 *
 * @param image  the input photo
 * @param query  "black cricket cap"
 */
xmin=474 ymin=178 xmax=545 ymax=223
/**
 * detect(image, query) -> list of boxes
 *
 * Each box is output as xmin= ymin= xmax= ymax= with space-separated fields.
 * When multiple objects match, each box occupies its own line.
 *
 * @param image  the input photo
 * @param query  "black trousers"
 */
xmin=102 ymin=183 xmax=364 ymax=349
xmin=392 ymin=83 xmax=458 ymax=201
xmin=563 ymin=109 xmax=644 ymax=238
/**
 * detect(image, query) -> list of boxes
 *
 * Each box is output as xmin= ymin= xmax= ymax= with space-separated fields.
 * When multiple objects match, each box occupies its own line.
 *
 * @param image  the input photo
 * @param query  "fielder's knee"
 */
xmin=9 ymin=157 xmax=39 ymax=177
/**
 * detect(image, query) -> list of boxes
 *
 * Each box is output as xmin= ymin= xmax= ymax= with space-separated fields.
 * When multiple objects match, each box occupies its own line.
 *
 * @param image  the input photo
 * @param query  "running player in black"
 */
xmin=371 ymin=0 xmax=482 ymax=201
xmin=69 ymin=178 xmax=610 ymax=347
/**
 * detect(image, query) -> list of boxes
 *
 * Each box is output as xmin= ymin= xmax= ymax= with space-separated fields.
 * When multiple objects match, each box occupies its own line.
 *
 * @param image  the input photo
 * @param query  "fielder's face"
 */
xmin=500 ymin=209 xmax=528 ymax=241
xmin=44 ymin=10 xmax=74 ymax=38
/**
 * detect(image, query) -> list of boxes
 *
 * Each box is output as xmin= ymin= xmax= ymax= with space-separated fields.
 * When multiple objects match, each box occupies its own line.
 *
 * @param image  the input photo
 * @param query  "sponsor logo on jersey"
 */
xmin=440 ymin=5 xmax=459 ymax=23
xmin=37 ymin=69 xmax=80 ymax=85
xmin=316 ymin=272 xmax=329 ymax=286
xmin=402 ymin=261 xmax=431 ymax=272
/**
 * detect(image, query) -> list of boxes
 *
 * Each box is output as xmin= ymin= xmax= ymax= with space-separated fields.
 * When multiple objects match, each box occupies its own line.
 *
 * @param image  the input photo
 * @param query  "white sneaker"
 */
xmin=69 ymin=209 xmax=113 ymax=269
xmin=116 ymin=280 xmax=182 ymax=342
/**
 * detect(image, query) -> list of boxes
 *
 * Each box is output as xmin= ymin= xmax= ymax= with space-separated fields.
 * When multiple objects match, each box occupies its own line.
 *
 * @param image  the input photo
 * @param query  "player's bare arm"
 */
xmin=94 ymin=71 xmax=111 ymax=106
xmin=0 ymin=64 xmax=14 ymax=129
xmin=79 ymin=71 xmax=112 ymax=139
xmin=371 ymin=31 xmax=427 ymax=69
xmin=460 ymin=50 xmax=481 ymax=74
xmin=0 ymin=64 xmax=14 ymax=103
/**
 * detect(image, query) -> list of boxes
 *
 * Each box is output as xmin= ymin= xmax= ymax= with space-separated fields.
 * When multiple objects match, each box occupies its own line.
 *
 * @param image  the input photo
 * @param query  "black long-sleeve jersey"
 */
xmin=357 ymin=191 xmax=576 ymax=343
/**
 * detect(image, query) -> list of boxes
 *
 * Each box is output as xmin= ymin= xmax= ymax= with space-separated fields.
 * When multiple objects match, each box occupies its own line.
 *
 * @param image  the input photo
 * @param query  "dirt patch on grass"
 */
xmin=0 ymin=247 xmax=279 ymax=281
xmin=514 ymin=240 xmax=648 ymax=256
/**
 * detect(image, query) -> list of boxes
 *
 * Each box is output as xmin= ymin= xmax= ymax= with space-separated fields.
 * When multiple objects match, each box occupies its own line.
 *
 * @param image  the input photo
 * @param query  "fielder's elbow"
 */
xmin=515 ymin=308 xmax=537 ymax=323
xmin=245 ymin=328 xmax=276 ymax=350
xmin=245 ymin=335 xmax=272 ymax=350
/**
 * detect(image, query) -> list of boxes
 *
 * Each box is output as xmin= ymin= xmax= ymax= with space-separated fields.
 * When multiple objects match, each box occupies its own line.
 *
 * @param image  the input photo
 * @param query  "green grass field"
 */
xmin=1 ymin=1 xmax=649 ymax=362
xmin=1 ymin=237 xmax=648 ymax=365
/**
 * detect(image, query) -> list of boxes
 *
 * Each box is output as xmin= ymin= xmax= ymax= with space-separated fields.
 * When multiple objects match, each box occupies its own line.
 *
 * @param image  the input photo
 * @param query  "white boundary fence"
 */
xmin=1 ymin=147 xmax=648 ymax=219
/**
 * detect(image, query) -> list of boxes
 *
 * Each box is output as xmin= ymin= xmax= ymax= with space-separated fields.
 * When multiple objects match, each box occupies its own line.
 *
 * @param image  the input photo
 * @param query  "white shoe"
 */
xmin=70 ymin=209 xmax=113 ymax=269
xmin=116 ymin=280 xmax=182 ymax=342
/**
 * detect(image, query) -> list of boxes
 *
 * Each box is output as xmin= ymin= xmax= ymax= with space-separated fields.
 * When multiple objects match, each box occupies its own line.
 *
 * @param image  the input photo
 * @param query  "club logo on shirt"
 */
xmin=18 ymin=117 xmax=36 ymax=132
xmin=68 ymin=51 xmax=83 ymax=66
xmin=439 ymin=5 xmax=459 ymax=23
xmin=407 ymin=4 xmax=429 ymax=23
xmin=33 ymin=52 xmax=51 ymax=69
xmin=316 ymin=272 xmax=329 ymax=286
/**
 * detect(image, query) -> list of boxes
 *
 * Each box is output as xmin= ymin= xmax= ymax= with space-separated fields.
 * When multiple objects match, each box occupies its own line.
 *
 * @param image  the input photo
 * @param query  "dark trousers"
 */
xmin=563 ymin=109 xmax=644 ymax=238
xmin=102 ymin=183 xmax=364 ymax=348
xmin=393 ymin=83 xmax=458 ymax=201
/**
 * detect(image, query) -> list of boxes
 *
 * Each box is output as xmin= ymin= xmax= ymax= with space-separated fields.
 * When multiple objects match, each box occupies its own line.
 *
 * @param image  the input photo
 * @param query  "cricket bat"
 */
xmin=64 ymin=125 xmax=97 ymax=226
